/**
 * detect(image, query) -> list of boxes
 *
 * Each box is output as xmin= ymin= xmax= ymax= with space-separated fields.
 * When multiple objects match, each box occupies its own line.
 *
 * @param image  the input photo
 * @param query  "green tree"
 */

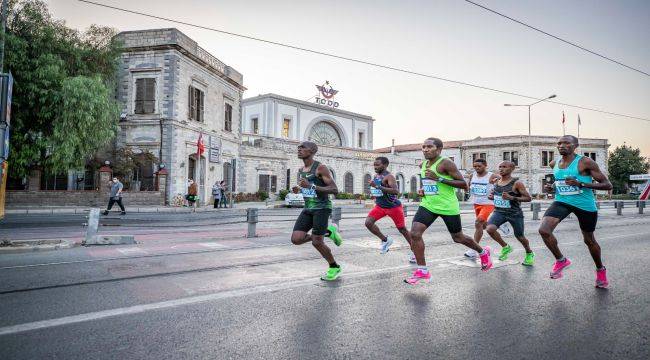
xmin=608 ymin=145 xmax=649 ymax=194
xmin=4 ymin=0 xmax=121 ymax=178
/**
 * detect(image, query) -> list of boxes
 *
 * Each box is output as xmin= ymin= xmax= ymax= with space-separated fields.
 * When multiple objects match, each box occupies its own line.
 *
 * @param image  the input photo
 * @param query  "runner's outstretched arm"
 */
xmin=315 ymin=165 xmax=339 ymax=195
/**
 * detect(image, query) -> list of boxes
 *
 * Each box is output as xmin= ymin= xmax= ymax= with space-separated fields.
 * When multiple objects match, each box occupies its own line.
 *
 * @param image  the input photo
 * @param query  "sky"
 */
xmin=47 ymin=0 xmax=650 ymax=155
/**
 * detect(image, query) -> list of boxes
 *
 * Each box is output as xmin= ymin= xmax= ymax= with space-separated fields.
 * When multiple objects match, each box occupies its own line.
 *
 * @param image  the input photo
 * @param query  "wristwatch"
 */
xmin=310 ymin=184 xmax=317 ymax=191
xmin=579 ymin=182 xmax=585 ymax=188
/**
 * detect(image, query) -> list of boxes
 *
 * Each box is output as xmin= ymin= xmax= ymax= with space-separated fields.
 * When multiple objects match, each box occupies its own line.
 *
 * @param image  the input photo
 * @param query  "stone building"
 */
xmin=115 ymin=28 xmax=245 ymax=203
xmin=240 ymin=94 xmax=420 ymax=195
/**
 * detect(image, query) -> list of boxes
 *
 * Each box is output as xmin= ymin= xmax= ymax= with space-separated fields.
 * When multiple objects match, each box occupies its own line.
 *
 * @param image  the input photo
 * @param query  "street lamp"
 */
xmin=504 ymin=94 xmax=556 ymax=192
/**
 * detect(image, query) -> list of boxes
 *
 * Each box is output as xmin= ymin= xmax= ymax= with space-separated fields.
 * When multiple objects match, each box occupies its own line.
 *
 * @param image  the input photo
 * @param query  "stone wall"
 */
xmin=6 ymin=191 xmax=164 ymax=207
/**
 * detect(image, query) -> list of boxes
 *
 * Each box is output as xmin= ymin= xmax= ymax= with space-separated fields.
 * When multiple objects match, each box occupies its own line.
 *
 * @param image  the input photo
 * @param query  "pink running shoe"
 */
xmin=479 ymin=246 xmax=493 ymax=272
xmin=404 ymin=269 xmax=431 ymax=285
xmin=550 ymin=258 xmax=572 ymax=279
xmin=595 ymin=268 xmax=609 ymax=288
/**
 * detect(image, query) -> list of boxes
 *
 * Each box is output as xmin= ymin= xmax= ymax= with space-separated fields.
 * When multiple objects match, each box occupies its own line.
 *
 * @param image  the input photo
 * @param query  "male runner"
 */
xmin=485 ymin=161 xmax=535 ymax=265
xmin=538 ymin=135 xmax=612 ymax=288
xmin=291 ymin=142 xmax=344 ymax=281
xmin=464 ymin=158 xmax=501 ymax=259
xmin=365 ymin=156 xmax=415 ymax=262
xmin=405 ymin=138 xmax=493 ymax=285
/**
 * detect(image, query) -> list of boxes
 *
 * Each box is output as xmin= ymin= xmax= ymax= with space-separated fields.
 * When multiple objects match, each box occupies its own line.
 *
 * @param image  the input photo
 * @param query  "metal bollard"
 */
xmin=596 ymin=202 xmax=601 ymax=210
xmin=616 ymin=201 xmax=623 ymax=216
xmin=638 ymin=201 xmax=645 ymax=214
xmin=247 ymin=208 xmax=258 ymax=238
xmin=83 ymin=208 xmax=100 ymax=245
xmin=532 ymin=203 xmax=541 ymax=221
xmin=331 ymin=207 xmax=342 ymax=227
xmin=403 ymin=205 xmax=408 ymax=218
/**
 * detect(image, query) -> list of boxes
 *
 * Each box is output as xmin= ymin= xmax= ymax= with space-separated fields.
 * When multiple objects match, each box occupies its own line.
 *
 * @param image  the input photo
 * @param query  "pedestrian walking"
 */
xmin=219 ymin=180 xmax=228 ymax=208
xmin=102 ymin=177 xmax=126 ymax=215
xmin=212 ymin=180 xmax=222 ymax=208
xmin=186 ymin=179 xmax=198 ymax=209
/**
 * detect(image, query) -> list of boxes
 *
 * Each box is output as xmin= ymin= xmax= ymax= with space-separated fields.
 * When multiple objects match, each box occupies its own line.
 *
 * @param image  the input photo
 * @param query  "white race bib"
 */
xmin=555 ymin=180 xmax=581 ymax=196
xmin=422 ymin=179 xmax=439 ymax=196
xmin=494 ymin=195 xmax=511 ymax=208
xmin=471 ymin=184 xmax=488 ymax=196
xmin=370 ymin=187 xmax=384 ymax=198
xmin=301 ymin=187 xmax=316 ymax=198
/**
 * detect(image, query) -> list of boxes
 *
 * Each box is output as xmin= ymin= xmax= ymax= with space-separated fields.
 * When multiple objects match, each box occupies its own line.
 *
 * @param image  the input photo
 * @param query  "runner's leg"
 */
xmin=365 ymin=216 xmax=387 ymax=242
xmin=538 ymin=216 xmax=563 ymax=259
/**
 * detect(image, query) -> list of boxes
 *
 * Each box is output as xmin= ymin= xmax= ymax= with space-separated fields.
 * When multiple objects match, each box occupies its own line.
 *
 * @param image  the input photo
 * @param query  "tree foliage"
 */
xmin=608 ymin=145 xmax=649 ymax=194
xmin=5 ymin=0 xmax=122 ymax=177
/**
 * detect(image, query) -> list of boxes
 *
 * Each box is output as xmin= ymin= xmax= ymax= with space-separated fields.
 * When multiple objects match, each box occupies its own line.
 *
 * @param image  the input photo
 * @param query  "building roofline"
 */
xmin=242 ymin=93 xmax=374 ymax=121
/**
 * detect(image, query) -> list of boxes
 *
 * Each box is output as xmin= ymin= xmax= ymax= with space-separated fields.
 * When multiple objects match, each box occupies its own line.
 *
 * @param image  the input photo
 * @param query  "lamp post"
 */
xmin=504 ymin=94 xmax=556 ymax=192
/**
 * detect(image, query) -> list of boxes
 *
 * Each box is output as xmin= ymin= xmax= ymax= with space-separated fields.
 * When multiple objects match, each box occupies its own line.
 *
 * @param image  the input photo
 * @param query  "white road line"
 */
xmin=0 ymin=231 xmax=646 ymax=336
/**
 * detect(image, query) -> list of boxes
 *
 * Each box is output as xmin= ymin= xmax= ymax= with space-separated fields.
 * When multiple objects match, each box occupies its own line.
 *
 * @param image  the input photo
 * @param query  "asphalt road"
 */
xmin=0 ymin=210 xmax=648 ymax=359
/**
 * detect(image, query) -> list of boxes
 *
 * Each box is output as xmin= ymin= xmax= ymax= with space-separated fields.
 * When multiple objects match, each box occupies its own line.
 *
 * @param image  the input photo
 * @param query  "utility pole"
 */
xmin=0 ymin=0 xmax=8 ymax=73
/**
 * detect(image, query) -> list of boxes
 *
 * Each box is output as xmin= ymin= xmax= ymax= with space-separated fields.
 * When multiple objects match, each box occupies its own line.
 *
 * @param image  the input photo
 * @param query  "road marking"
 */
xmin=0 ymin=231 xmax=646 ymax=336
xmin=198 ymin=242 xmax=226 ymax=249
xmin=116 ymin=248 xmax=147 ymax=255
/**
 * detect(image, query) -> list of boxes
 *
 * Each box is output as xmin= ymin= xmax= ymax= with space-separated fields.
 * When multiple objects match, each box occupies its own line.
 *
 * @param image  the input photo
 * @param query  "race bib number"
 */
xmin=494 ymin=195 xmax=511 ymax=208
xmin=555 ymin=180 xmax=581 ymax=196
xmin=370 ymin=187 xmax=384 ymax=198
xmin=471 ymin=183 xmax=488 ymax=196
xmin=301 ymin=187 xmax=316 ymax=198
xmin=422 ymin=179 xmax=439 ymax=196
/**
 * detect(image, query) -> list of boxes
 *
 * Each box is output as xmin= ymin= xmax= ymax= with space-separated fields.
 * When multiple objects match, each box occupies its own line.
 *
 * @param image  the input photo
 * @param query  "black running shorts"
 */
xmin=544 ymin=201 xmax=598 ymax=232
xmin=412 ymin=206 xmax=462 ymax=234
xmin=293 ymin=208 xmax=332 ymax=236
xmin=488 ymin=211 xmax=525 ymax=238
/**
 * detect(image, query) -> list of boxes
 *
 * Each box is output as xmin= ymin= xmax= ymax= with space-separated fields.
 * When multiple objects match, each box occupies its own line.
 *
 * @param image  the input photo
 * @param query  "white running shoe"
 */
xmin=408 ymin=251 xmax=417 ymax=263
xmin=464 ymin=249 xmax=478 ymax=259
xmin=380 ymin=237 xmax=394 ymax=254
xmin=498 ymin=223 xmax=512 ymax=237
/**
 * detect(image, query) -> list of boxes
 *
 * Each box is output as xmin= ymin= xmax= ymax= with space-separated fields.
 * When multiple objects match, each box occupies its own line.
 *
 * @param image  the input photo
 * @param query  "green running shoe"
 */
xmin=327 ymin=224 xmax=343 ymax=246
xmin=522 ymin=252 xmax=535 ymax=266
xmin=321 ymin=266 xmax=342 ymax=281
xmin=498 ymin=245 xmax=513 ymax=261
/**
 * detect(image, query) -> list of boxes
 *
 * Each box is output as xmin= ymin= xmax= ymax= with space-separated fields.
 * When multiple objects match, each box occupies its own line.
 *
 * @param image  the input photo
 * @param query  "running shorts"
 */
xmin=474 ymin=204 xmax=495 ymax=222
xmin=293 ymin=208 xmax=332 ymax=236
xmin=412 ymin=206 xmax=462 ymax=234
xmin=368 ymin=204 xmax=406 ymax=229
xmin=544 ymin=201 xmax=598 ymax=232
xmin=488 ymin=211 xmax=525 ymax=237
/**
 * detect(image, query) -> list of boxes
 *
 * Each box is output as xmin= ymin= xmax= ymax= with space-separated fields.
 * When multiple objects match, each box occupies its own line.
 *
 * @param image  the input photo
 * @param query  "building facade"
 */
xmin=115 ymin=28 xmax=245 ymax=203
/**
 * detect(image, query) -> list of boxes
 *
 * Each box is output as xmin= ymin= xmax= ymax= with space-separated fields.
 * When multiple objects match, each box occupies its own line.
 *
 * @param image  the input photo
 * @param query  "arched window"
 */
xmin=363 ymin=174 xmax=372 ymax=196
xmin=396 ymin=174 xmax=405 ymax=194
xmin=410 ymin=176 xmax=418 ymax=193
xmin=308 ymin=122 xmax=342 ymax=147
xmin=344 ymin=172 xmax=354 ymax=194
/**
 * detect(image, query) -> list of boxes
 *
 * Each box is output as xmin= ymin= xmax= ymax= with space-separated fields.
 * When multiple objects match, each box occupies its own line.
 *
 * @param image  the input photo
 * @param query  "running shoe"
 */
xmin=595 ymin=268 xmax=609 ymax=289
xmin=464 ymin=249 xmax=478 ymax=259
xmin=479 ymin=246 xmax=493 ymax=272
xmin=380 ymin=237 xmax=394 ymax=254
xmin=321 ymin=266 xmax=342 ymax=281
xmin=550 ymin=258 xmax=572 ymax=279
xmin=498 ymin=245 xmax=513 ymax=261
xmin=498 ymin=223 xmax=512 ymax=237
xmin=522 ymin=252 xmax=535 ymax=266
xmin=408 ymin=252 xmax=417 ymax=264
xmin=327 ymin=224 xmax=343 ymax=246
xmin=404 ymin=269 xmax=431 ymax=285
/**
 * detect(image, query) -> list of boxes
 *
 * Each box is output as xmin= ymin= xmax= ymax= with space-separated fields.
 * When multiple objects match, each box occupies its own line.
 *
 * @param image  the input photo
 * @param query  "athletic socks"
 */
xmin=329 ymin=262 xmax=340 ymax=268
xmin=325 ymin=230 xmax=332 ymax=237
xmin=418 ymin=266 xmax=429 ymax=274
xmin=557 ymin=256 xmax=566 ymax=262
xmin=479 ymin=249 xmax=487 ymax=256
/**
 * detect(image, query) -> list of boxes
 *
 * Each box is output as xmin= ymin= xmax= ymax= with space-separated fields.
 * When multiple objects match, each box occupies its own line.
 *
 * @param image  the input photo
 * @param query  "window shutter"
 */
xmin=135 ymin=78 xmax=145 ymax=114
xmin=189 ymin=86 xmax=195 ymax=120
xmin=199 ymin=90 xmax=204 ymax=122
xmin=144 ymin=78 xmax=156 ymax=114
xmin=271 ymin=175 xmax=277 ymax=193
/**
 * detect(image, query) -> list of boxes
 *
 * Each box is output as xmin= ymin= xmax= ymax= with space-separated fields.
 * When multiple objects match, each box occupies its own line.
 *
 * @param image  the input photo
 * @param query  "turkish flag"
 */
xmin=197 ymin=133 xmax=205 ymax=156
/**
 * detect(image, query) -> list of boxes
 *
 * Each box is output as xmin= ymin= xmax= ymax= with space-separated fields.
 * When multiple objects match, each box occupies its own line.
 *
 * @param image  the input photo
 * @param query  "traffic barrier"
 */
xmin=616 ymin=201 xmax=624 ymax=215
xmin=532 ymin=203 xmax=541 ymax=220
xmin=638 ymin=201 xmax=645 ymax=214
xmin=332 ymin=207 xmax=342 ymax=227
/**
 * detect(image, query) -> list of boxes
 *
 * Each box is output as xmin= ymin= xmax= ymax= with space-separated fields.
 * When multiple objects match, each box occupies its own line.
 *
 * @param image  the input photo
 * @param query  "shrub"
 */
xmin=278 ymin=189 xmax=289 ymax=201
xmin=257 ymin=191 xmax=269 ymax=201
xmin=334 ymin=192 xmax=354 ymax=199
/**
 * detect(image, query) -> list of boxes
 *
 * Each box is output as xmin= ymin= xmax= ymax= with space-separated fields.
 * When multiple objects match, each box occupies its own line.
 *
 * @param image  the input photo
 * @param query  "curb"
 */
xmin=0 ymin=240 xmax=79 ymax=254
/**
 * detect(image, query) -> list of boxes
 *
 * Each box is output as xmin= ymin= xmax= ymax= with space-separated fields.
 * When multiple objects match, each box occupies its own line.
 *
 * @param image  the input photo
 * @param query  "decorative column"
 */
xmin=156 ymin=168 xmax=168 ymax=205
xmin=98 ymin=165 xmax=112 ymax=204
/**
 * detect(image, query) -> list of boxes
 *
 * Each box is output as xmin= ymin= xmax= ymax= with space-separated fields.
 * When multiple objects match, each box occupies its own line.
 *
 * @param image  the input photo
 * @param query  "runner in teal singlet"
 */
xmin=538 ymin=135 xmax=613 ymax=288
